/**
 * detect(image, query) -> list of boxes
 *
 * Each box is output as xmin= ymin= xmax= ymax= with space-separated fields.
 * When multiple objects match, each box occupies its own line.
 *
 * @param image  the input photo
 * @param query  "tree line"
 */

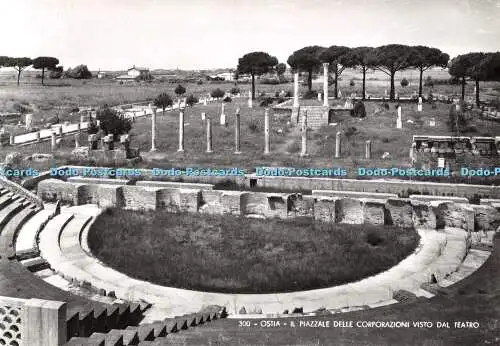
xmin=237 ymin=45 xmax=500 ymax=106
xmin=0 ymin=56 xmax=93 ymax=85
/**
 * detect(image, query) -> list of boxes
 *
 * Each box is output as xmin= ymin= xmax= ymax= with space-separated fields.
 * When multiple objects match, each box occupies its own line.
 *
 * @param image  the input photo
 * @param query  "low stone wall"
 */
xmin=36 ymin=179 xmax=500 ymax=232
xmin=0 ymin=176 xmax=44 ymax=208
xmin=24 ymin=166 xmax=500 ymax=200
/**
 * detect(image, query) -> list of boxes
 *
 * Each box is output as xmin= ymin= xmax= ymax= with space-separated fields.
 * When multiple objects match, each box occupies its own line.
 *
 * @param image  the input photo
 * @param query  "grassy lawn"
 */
xmin=188 ymin=235 xmax=500 ymax=346
xmin=88 ymin=208 xmax=419 ymax=294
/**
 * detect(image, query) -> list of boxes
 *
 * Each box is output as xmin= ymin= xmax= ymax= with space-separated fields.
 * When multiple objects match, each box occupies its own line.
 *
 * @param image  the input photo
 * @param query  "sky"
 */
xmin=1 ymin=0 xmax=499 ymax=71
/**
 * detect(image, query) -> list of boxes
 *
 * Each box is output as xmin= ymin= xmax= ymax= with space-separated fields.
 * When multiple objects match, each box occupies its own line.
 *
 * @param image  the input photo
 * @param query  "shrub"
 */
xmin=276 ymin=97 xmax=285 ymax=104
xmin=87 ymin=120 xmax=99 ymax=135
xmin=259 ymin=97 xmax=274 ymax=107
xmin=424 ymin=76 xmax=434 ymax=87
xmin=248 ymin=120 xmax=261 ymax=133
xmin=349 ymin=79 xmax=355 ymax=87
xmin=285 ymin=91 xmax=292 ymax=97
xmin=65 ymin=65 xmax=92 ymax=79
xmin=223 ymin=96 xmax=232 ymax=103
xmin=174 ymin=84 xmax=186 ymax=96
xmin=230 ymin=87 xmax=240 ymax=95
xmin=186 ymin=94 xmax=199 ymax=106
xmin=154 ymin=92 xmax=173 ymax=112
xmin=345 ymin=126 xmax=358 ymax=138
xmin=350 ymin=101 xmax=366 ymax=118
xmin=259 ymin=78 xmax=280 ymax=85
xmin=302 ymin=90 xmax=318 ymax=99
xmin=196 ymin=80 xmax=203 ymax=85
xmin=210 ymin=88 xmax=225 ymax=99
xmin=96 ymin=106 xmax=132 ymax=139
xmin=382 ymin=102 xmax=390 ymax=110
xmin=400 ymin=78 xmax=409 ymax=87
xmin=286 ymin=141 xmax=300 ymax=153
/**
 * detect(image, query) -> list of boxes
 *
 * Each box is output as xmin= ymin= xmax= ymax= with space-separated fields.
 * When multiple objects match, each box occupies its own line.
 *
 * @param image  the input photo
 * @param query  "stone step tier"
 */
xmin=0 ymin=186 xmax=152 ymax=343
xmin=65 ymin=306 xmax=227 ymax=346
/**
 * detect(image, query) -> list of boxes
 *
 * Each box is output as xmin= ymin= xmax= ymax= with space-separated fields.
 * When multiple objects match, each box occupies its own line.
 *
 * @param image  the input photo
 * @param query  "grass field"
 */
xmin=87 ymin=208 xmax=419 ymax=294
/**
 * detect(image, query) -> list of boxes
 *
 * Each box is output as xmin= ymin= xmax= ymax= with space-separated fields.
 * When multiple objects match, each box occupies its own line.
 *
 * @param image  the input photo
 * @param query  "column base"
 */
xmin=150 ymin=148 xmax=157 ymax=152
xmin=234 ymin=151 xmax=242 ymax=154
xmin=177 ymin=149 xmax=184 ymax=152
xmin=300 ymin=153 xmax=309 ymax=157
xmin=206 ymin=150 xmax=213 ymax=153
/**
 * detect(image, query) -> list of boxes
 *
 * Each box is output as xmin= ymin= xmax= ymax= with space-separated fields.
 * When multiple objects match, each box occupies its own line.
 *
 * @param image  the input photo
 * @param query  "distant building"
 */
xmin=209 ymin=71 xmax=236 ymax=81
xmin=116 ymin=65 xmax=151 ymax=81
xmin=97 ymin=71 xmax=107 ymax=79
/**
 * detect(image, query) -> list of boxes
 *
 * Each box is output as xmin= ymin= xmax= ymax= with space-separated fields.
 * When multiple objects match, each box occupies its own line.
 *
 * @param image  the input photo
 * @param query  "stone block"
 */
xmin=37 ymin=179 xmax=80 ymax=205
xmin=157 ymin=188 xmax=182 ymax=211
xmin=121 ymin=185 xmax=158 ymax=210
xmin=178 ymin=189 xmax=201 ymax=212
xmin=363 ymin=199 xmax=385 ymax=225
xmin=98 ymin=185 xmax=123 ymax=208
xmin=411 ymin=200 xmax=437 ymax=229
xmin=313 ymin=197 xmax=336 ymax=223
xmin=288 ymin=194 xmax=314 ymax=217
xmin=336 ymin=198 xmax=364 ymax=224
xmin=385 ymin=198 xmax=413 ymax=228
xmin=22 ymin=299 xmax=67 ymax=346
xmin=433 ymin=202 xmax=474 ymax=232
xmin=470 ymin=204 xmax=500 ymax=232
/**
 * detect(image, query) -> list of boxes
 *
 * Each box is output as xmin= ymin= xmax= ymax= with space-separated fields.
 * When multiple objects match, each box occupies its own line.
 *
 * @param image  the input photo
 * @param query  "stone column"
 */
xmin=220 ymin=103 xmax=226 ymax=126
xmin=365 ymin=140 xmax=371 ymax=159
xmin=74 ymin=134 xmax=80 ymax=148
xmin=103 ymin=134 xmax=114 ymax=150
xmin=293 ymin=72 xmax=300 ymax=107
xmin=80 ymin=115 xmax=86 ymax=124
xmin=201 ymin=112 xmax=206 ymax=121
xmin=396 ymin=106 xmax=402 ymax=129
xmin=22 ymin=298 xmax=67 ymax=346
xmin=317 ymin=92 xmax=322 ymax=101
xmin=323 ymin=63 xmax=329 ymax=107
xmin=417 ymin=97 xmax=422 ymax=112
xmin=120 ymin=134 xmax=130 ymax=153
xmin=335 ymin=131 xmax=341 ymax=158
xmin=264 ymin=108 xmax=270 ymax=154
xmin=51 ymin=132 xmax=57 ymax=152
xmin=234 ymin=108 xmax=241 ymax=154
xmin=150 ymin=106 xmax=157 ymax=152
xmin=9 ymin=135 xmax=14 ymax=146
xmin=206 ymin=117 xmax=212 ymax=153
xmin=300 ymin=111 xmax=308 ymax=157
xmin=25 ymin=113 xmax=33 ymax=130
xmin=35 ymin=131 xmax=41 ymax=142
xmin=88 ymin=134 xmax=98 ymax=150
xmin=178 ymin=110 xmax=184 ymax=152
xmin=248 ymin=90 xmax=253 ymax=108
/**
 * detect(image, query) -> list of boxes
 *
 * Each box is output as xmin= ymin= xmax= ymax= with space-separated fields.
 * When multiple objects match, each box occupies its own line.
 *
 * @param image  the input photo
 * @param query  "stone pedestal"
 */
xmin=9 ymin=135 xmax=14 ymax=146
xmin=234 ymin=108 xmax=241 ymax=154
xmin=35 ymin=131 xmax=41 ymax=142
xmin=51 ymin=132 xmax=57 ymax=152
xmin=120 ymin=134 xmax=130 ymax=153
xmin=103 ymin=134 xmax=114 ymax=150
xmin=25 ymin=113 xmax=33 ymax=130
xmin=88 ymin=134 xmax=98 ymax=150
xmin=418 ymin=97 xmax=422 ymax=112
xmin=264 ymin=108 xmax=270 ymax=154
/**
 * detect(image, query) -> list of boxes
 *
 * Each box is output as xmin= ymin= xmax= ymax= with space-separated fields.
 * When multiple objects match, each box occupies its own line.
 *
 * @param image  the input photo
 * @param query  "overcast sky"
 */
xmin=1 ymin=0 xmax=499 ymax=71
